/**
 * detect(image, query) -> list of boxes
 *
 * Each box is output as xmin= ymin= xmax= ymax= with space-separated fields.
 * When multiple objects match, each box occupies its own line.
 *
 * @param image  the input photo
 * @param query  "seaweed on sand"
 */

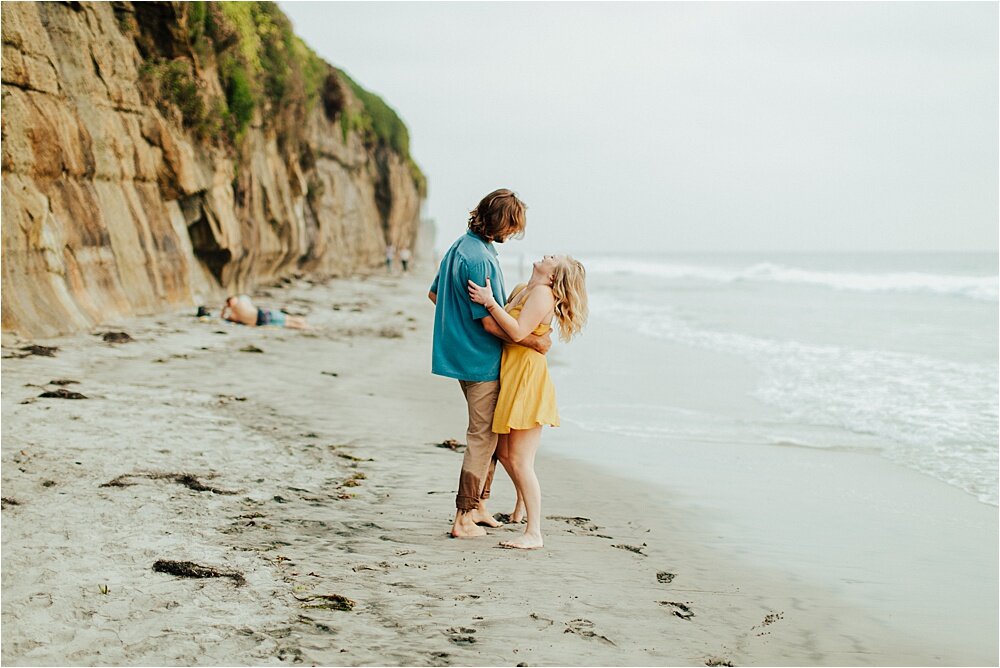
xmin=4 ymin=345 xmax=59 ymax=358
xmin=101 ymin=472 xmax=237 ymax=495
xmin=153 ymin=559 xmax=246 ymax=586
xmin=435 ymin=439 xmax=465 ymax=452
xmin=39 ymin=388 xmax=88 ymax=400
xmin=101 ymin=331 xmax=134 ymax=343
xmin=296 ymin=593 xmax=355 ymax=611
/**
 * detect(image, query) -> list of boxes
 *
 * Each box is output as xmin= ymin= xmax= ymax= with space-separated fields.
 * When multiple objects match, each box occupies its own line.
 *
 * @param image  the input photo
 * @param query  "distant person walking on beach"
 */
xmin=221 ymin=295 xmax=309 ymax=329
xmin=428 ymin=189 xmax=551 ymax=538
xmin=468 ymin=255 xmax=588 ymax=549
xmin=385 ymin=244 xmax=395 ymax=274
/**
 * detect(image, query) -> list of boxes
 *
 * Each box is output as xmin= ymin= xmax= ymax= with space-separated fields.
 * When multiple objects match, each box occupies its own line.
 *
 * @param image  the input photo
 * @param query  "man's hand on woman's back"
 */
xmin=528 ymin=330 xmax=553 ymax=355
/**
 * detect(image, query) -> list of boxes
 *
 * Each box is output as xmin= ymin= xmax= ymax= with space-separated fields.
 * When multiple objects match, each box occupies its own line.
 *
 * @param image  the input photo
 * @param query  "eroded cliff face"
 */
xmin=1 ymin=1 xmax=423 ymax=338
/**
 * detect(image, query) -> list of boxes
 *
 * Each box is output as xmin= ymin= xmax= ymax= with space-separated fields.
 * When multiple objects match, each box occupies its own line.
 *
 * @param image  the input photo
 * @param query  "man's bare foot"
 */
xmin=470 ymin=508 xmax=503 ymax=528
xmin=451 ymin=512 xmax=488 ymax=538
xmin=509 ymin=509 xmax=526 ymax=524
xmin=499 ymin=532 xmax=544 ymax=550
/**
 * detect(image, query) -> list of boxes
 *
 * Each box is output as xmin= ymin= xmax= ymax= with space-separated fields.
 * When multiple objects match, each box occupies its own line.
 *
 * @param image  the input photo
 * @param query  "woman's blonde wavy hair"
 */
xmin=550 ymin=256 xmax=588 ymax=342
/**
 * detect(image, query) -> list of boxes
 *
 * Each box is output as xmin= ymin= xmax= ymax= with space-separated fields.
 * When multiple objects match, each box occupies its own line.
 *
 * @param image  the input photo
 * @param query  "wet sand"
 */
xmin=0 ymin=272 xmax=992 ymax=666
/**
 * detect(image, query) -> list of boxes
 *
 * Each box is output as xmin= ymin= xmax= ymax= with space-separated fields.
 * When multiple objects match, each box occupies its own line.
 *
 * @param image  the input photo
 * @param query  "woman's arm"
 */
xmin=468 ymin=278 xmax=553 ymax=342
xmin=481 ymin=315 xmax=552 ymax=354
xmin=479 ymin=283 xmax=552 ymax=354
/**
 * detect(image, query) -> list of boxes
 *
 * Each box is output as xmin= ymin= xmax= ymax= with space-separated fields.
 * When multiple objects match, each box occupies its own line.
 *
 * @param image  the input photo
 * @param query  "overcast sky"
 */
xmin=280 ymin=1 xmax=998 ymax=255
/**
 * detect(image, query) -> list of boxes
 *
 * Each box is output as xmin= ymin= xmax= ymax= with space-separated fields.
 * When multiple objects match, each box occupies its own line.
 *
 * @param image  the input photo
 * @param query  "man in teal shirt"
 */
xmin=428 ymin=189 xmax=550 ymax=538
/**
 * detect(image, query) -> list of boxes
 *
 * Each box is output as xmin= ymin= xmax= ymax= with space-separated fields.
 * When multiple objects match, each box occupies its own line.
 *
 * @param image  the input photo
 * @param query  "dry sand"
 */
xmin=0 ymin=271 xmax=987 ymax=666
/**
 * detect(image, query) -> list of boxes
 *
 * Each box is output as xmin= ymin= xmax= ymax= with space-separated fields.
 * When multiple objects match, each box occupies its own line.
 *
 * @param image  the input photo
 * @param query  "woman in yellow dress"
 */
xmin=468 ymin=255 xmax=588 ymax=549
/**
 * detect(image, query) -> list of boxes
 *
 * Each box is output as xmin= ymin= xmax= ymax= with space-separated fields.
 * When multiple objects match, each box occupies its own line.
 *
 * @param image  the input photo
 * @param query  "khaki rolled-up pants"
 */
xmin=455 ymin=379 xmax=500 ymax=511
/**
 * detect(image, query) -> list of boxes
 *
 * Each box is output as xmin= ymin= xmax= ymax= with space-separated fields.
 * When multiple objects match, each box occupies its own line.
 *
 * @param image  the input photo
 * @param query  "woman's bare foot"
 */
xmin=509 ymin=508 xmax=526 ymax=524
xmin=499 ymin=532 xmax=544 ymax=550
xmin=450 ymin=512 xmax=488 ymax=538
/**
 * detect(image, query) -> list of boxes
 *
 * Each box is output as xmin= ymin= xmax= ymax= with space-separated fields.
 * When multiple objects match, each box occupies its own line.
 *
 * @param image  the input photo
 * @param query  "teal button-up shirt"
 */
xmin=430 ymin=231 xmax=508 ymax=381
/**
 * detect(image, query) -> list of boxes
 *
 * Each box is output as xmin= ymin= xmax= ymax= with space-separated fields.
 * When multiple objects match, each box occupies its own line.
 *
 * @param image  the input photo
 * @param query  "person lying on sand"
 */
xmin=221 ymin=295 xmax=309 ymax=329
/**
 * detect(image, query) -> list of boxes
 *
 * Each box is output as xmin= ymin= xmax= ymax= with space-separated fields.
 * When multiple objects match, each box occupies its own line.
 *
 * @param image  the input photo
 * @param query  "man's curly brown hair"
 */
xmin=468 ymin=189 xmax=527 ymax=242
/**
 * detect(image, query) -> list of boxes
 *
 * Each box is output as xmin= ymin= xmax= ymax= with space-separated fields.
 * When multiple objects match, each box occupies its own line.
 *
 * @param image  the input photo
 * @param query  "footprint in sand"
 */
xmin=428 ymin=651 xmax=451 ymax=665
xmin=546 ymin=515 xmax=600 ymax=533
xmin=659 ymin=600 xmax=695 ymax=620
xmin=563 ymin=618 xmax=615 ymax=646
xmin=529 ymin=612 xmax=554 ymax=627
xmin=443 ymin=627 xmax=477 ymax=644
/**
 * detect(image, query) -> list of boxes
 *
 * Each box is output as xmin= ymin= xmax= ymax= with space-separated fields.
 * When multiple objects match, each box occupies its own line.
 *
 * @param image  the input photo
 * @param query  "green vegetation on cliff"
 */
xmin=337 ymin=71 xmax=425 ymax=194
xmin=134 ymin=1 xmax=424 ymax=194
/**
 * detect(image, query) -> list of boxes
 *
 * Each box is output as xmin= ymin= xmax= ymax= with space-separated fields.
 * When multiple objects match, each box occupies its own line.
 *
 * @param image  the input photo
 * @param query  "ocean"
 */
xmin=502 ymin=251 xmax=999 ymax=507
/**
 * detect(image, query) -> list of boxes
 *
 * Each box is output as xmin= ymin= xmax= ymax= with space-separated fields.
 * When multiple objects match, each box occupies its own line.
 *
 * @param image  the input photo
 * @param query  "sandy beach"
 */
xmin=1 ymin=270 xmax=995 ymax=666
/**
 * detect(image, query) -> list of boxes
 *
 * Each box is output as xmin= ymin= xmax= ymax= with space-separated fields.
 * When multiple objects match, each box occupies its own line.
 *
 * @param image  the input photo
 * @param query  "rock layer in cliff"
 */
xmin=2 ymin=1 xmax=424 ymax=337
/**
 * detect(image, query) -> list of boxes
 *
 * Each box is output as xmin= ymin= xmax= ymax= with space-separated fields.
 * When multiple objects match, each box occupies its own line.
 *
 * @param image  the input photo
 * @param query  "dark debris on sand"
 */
xmin=705 ymin=658 xmax=735 ymax=667
xmin=39 ymin=388 xmax=88 ymax=400
xmin=101 ymin=472 xmax=237 ymax=495
xmin=612 ymin=543 xmax=647 ymax=555
xmin=333 ymin=449 xmax=373 ymax=462
xmin=1 ymin=497 xmax=22 ymax=508
xmin=49 ymin=379 xmax=79 ymax=386
xmin=657 ymin=571 xmax=676 ymax=584
xmin=435 ymin=439 xmax=466 ymax=452
xmin=101 ymin=331 xmax=134 ymax=343
xmin=152 ymin=559 xmax=246 ymax=586
xmin=240 ymin=345 xmax=264 ymax=354
xmin=297 ymin=593 xmax=355 ymax=611
xmin=378 ymin=326 xmax=403 ymax=339
xmin=760 ymin=611 xmax=784 ymax=627
xmin=4 ymin=344 xmax=59 ymax=358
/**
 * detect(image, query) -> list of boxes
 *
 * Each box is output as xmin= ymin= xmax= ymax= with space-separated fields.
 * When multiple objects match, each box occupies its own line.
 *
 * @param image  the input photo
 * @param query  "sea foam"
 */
xmin=585 ymin=257 xmax=999 ymax=302
xmin=589 ymin=294 xmax=1000 ymax=506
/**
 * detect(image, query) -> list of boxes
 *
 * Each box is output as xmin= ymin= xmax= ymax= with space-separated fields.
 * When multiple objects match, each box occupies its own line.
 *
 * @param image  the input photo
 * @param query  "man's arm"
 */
xmin=428 ymin=272 xmax=439 ymax=305
xmin=481 ymin=315 xmax=551 ymax=355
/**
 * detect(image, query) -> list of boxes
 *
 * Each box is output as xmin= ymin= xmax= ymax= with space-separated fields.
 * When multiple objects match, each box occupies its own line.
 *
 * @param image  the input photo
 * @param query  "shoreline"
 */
xmin=2 ymin=272 xmax=995 ymax=665
xmin=543 ymin=429 xmax=999 ymax=666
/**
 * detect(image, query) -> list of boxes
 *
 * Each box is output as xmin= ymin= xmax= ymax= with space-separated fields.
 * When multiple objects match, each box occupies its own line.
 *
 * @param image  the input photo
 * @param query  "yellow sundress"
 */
xmin=492 ymin=285 xmax=560 ymax=434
